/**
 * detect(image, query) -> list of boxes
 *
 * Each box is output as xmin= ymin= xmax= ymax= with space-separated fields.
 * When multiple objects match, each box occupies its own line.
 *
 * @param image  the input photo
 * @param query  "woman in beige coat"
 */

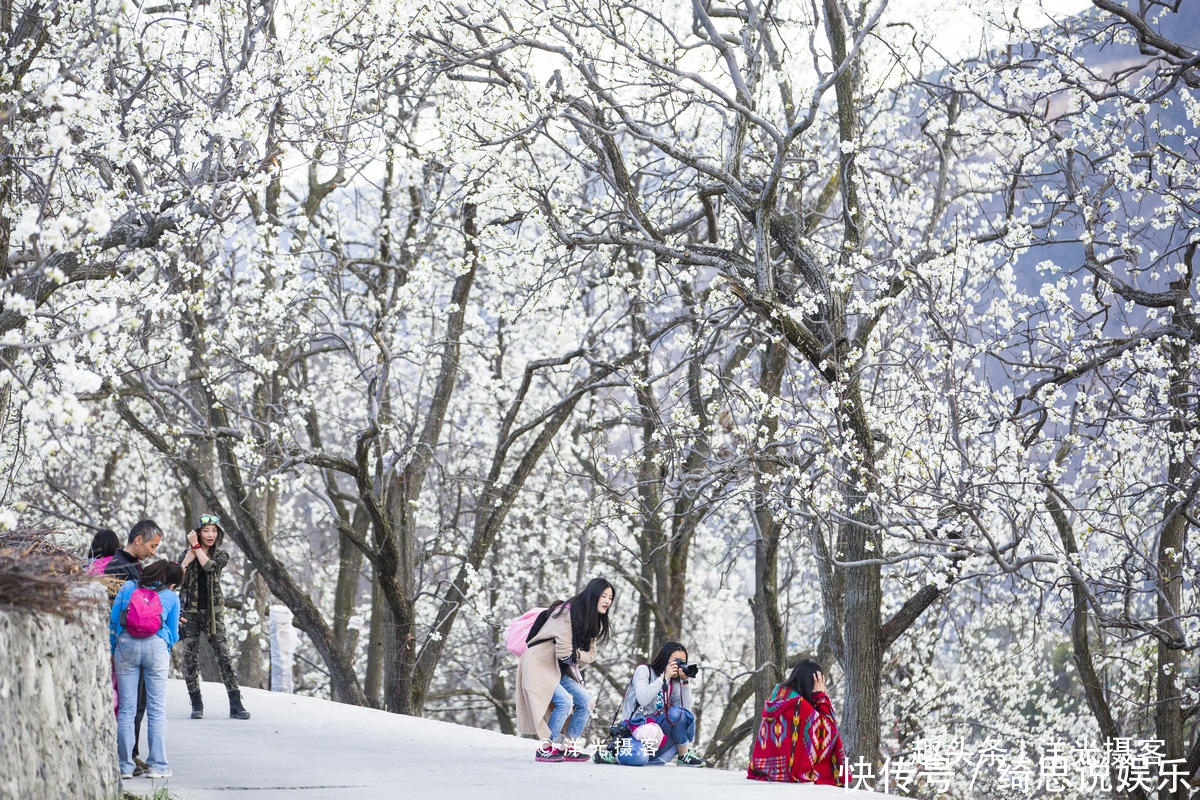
xmin=515 ymin=577 xmax=614 ymax=762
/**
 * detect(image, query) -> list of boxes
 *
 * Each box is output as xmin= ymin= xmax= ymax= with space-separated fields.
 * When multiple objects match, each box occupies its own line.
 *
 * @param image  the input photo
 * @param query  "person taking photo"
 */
xmin=596 ymin=640 xmax=706 ymax=767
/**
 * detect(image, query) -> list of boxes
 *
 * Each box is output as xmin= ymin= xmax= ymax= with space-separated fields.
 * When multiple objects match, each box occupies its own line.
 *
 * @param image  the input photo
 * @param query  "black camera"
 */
xmin=674 ymin=658 xmax=699 ymax=679
xmin=609 ymin=719 xmax=634 ymax=742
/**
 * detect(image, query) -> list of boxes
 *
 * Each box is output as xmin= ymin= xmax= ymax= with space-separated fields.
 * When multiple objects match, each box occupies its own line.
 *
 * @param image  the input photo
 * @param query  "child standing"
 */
xmin=178 ymin=514 xmax=251 ymax=720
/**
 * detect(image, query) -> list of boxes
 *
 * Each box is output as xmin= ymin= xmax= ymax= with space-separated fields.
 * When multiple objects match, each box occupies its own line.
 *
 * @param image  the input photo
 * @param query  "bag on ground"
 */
xmin=616 ymin=737 xmax=649 ymax=766
xmin=121 ymin=587 xmax=164 ymax=638
xmin=504 ymin=607 xmax=549 ymax=656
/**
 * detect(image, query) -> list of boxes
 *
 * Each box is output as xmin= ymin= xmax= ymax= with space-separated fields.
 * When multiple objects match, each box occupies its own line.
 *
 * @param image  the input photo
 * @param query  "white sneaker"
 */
xmin=145 ymin=769 xmax=172 ymax=779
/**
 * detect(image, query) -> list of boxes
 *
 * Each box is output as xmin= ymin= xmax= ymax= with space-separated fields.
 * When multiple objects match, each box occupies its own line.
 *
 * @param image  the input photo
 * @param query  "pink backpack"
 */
xmin=505 ymin=607 xmax=550 ymax=656
xmin=87 ymin=556 xmax=113 ymax=575
xmin=121 ymin=587 xmax=164 ymax=638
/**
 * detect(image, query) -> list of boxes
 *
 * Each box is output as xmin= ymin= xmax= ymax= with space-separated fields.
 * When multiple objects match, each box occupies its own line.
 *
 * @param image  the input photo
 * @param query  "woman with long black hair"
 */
xmin=747 ymin=659 xmax=845 ymax=785
xmin=515 ymin=577 xmax=615 ymax=763
xmin=178 ymin=514 xmax=250 ymax=720
xmin=597 ymin=640 xmax=706 ymax=766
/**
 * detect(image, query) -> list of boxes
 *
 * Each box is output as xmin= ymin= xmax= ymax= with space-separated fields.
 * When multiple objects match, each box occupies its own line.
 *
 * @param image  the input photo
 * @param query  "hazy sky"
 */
xmin=917 ymin=0 xmax=1094 ymax=61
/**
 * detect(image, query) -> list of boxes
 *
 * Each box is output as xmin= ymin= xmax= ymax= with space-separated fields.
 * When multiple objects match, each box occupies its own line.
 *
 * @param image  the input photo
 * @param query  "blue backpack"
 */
xmin=615 ymin=738 xmax=649 ymax=766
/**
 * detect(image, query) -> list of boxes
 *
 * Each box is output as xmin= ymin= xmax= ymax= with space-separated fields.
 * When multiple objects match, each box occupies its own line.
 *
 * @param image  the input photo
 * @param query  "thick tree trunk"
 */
xmin=1158 ymin=288 xmax=1191 ymax=797
xmin=331 ymin=535 xmax=365 ymax=699
xmin=751 ymin=340 xmax=788 ymax=713
xmin=381 ymin=567 xmax=417 ymax=714
xmin=331 ymin=509 xmax=367 ymax=701
xmin=365 ymin=572 xmax=385 ymax=707
xmin=837 ymin=382 xmax=883 ymax=769
xmin=663 ymin=515 xmax=691 ymax=641
xmin=631 ymin=290 xmax=667 ymax=657
xmin=238 ymin=573 xmax=268 ymax=690
xmin=241 ymin=479 xmax=277 ymax=692
xmin=822 ymin=0 xmax=878 ymax=767
xmin=382 ymin=202 xmax=479 ymax=715
xmin=491 ymin=669 xmax=516 ymax=736
xmin=751 ymin=508 xmax=786 ymax=713
xmin=488 ymin=584 xmax=517 ymax=735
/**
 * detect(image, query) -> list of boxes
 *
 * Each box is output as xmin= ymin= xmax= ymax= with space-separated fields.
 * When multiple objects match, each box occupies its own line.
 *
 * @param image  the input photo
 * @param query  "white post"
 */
xmin=269 ymin=604 xmax=295 ymax=693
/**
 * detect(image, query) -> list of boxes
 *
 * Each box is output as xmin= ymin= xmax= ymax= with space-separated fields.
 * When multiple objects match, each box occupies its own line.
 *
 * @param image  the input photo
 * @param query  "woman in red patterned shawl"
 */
xmin=747 ymin=659 xmax=845 ymax=786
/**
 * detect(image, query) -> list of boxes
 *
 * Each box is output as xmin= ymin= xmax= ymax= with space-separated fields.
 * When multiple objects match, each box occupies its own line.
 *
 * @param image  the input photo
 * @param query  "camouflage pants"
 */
xmin=180 ymin=607 xmax=240 ymax=695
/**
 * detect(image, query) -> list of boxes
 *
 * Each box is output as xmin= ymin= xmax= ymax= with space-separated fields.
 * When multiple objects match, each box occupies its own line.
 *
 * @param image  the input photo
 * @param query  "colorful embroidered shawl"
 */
xmin=746 ymin=684 xmax=845 ymax=785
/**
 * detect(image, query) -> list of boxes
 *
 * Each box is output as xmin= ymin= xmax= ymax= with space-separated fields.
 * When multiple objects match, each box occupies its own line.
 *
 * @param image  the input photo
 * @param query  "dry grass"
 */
xmin=0 ymin=527 xmax=103 ymax=619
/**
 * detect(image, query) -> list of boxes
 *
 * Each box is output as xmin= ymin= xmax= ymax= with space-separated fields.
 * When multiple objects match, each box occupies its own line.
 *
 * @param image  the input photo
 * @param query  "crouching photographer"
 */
xmin=594 ymin=641 xmax=707 ymax=767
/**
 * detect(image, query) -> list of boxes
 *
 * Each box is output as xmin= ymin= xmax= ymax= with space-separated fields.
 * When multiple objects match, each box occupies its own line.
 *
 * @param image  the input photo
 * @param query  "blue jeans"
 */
xmin=115 ymin=633 xmax=169 ymax=775
xmin=546 ymin=675 xmax=592 ymax=743
xmin=652 ymin=706 xmax=696 ymax=761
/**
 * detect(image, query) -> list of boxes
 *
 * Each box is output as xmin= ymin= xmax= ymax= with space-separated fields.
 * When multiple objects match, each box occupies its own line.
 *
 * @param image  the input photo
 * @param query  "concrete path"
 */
xmin=121 ymin=680 xmax=865 ymax=800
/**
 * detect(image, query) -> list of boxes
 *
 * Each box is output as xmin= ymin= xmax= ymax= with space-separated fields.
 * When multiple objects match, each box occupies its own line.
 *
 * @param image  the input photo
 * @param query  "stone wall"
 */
xmin=0 ymin=582 xmax=120 ymax=800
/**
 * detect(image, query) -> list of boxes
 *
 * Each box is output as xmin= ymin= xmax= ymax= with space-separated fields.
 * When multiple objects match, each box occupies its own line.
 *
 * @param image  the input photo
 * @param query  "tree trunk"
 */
xmin=750 ymin=508 xmax=786 ymax=713
xmin=635 ymin=532 xmax=654 ymax=660
xmin=1046 ymin=487 xmax=1141 ymax=797
xmin=837 ymin=381 xmax=883 ymax=769
xmin=823 ymin=0 xmax=878 ymax=765
xmin=365 ymin=571 xmax=385 ymax=707
xmin=370 ymin=201 xmax=479 ymax=715
xmin=241 ymin=475 xmax=278 ymax=692
xmin=751 ymin=339 xmax=788 ymax=712
xmin=489 ymin=584 xmax=517 ymax=736
xmin=238 ymin=573 xmax=268 ymax=690
xmin=331 ymin=509 xmax=367 ymax=701
xmin=380 ymin=565 xmax=415 ymax=713
xmin=1158 ymin=283 xmax=1191 ymax=797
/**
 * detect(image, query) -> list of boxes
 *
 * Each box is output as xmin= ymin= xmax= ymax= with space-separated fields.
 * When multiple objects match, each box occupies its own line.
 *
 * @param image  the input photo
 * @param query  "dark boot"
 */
xmin=228 ymin=691 xmax=251 ymax=720
xmin=189 ymin=690 xmax=204 ymax=719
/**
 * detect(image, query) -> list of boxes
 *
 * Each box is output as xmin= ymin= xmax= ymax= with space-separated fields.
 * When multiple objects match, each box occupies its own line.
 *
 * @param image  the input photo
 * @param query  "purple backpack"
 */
xmin=121 ymin=587 xmax=163 ymax=638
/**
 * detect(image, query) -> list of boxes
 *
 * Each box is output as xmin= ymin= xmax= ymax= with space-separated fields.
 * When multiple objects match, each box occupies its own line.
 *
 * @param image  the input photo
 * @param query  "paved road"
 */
xmin=121 ymin=680 xmax=862 ymax=800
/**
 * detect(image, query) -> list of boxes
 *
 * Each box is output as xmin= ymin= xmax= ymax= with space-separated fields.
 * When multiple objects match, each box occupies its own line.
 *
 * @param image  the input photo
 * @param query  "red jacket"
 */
xmin=747 ymin=685 xmax=845 ymax=785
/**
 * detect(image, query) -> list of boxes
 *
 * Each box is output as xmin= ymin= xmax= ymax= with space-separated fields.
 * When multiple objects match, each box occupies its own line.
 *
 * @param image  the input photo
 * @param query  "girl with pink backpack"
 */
xmin=110 ymin=560 xmax=184 ymax=780
xmin=513 ymin=577 xmax=615 ymax=763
